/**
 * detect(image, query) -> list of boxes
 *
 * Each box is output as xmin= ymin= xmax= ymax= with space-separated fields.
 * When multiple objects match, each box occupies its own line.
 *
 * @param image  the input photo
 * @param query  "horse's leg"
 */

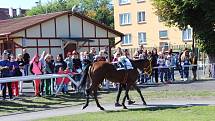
xmin=93 ymin=90 xmax=105 ymax=110
xmin=122 ymin=84 xmax=129 ymax=109
xmin=133 ymin=83 xmax=147 ymax=105
xmin=116 ymin=84 xmax=123 ymax=104
xmin=82 ymin=88 xmax=91 ymax=110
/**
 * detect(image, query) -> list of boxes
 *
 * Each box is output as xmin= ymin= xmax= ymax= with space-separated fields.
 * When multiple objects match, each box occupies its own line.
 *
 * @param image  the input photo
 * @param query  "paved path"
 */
xmin=1 ymin=80 xmax=215 ymax=121
xmin=0 ymin=99 xmax=215 ymax=121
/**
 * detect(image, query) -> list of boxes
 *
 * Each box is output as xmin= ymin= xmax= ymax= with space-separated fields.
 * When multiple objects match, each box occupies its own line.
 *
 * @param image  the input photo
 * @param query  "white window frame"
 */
xmin=137 ymin=11 xmax=146 ymax=23
xmin=122 ymin=34 xmax=132 ymax=45
xmin=138 ymin=32 xmax=146 ymax=44
xmin=119 ymin=0 xmax=130 ymax=5
xmin=182 ymin=28 xmax=193 ymax=41
xmin=119 ymin=13 xmax=131 ymax=25
xmin=137 ymin=0 xmax=145 ymax=3
xmin=159 ymin=30 xmax=168 ymax=39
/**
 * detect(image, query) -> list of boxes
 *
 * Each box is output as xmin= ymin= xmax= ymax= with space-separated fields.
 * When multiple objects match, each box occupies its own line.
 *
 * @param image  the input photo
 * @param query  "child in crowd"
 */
xmin=56 ymin=67 xmax=64 ymax=94
xmin=63 ymin=67 xmax=71 ymax=94
xmin=10 ymin=55 xmax=20 ymax=97
xmin=181 ymin=50 xmax=190 ymax=81
xmin=157 ymin=52 xmax=166 ymax=83
xmin=18 ymin=63 xmax=25 ymax=94
xmin=165 ymin=55 xmax=172 ymax=82
xmin=30 ymin=54 xmax=43 ymax=97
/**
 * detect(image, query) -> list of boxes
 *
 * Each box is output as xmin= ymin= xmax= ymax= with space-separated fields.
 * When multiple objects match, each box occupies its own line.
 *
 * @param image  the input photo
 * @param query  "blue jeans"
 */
xmin=159 ymin=68 xmax=165 ymax=82
xmin=24 ymin=64 xmax=29 ymax=76
xmin=183 ymin=67 xmax=189 ymax=78
xmin=170 ymin=67 xmax=175 ymax=81
xmin=63 ymin=84 xmax=68 ymax=92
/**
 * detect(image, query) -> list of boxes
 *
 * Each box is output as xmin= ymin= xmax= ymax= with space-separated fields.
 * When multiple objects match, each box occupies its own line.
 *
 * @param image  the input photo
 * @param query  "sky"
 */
xmin=0 ymin=0 xmax=50 ymax=9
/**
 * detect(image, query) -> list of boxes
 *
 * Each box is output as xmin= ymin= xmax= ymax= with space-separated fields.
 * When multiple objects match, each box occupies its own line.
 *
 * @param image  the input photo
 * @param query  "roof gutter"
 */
xmin=0 ymin=32 xmax=11 ymax=36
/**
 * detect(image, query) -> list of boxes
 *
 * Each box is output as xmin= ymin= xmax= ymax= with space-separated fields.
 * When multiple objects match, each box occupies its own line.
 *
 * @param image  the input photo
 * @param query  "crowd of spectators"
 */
xmin=0 ymin=45 xmax=198 ymax=100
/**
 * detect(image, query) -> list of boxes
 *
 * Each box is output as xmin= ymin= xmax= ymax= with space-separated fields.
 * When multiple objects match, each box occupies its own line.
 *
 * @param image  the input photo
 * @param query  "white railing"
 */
xmin=0 ymin=74 xmax=79 ymax=95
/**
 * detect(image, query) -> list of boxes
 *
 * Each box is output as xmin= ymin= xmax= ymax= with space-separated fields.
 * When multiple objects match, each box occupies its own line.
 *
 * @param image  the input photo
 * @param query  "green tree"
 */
xmin=152 ymin=0 xmax=215 ymax=62
xmin=26 ymin=0 xmax=113 ymax=27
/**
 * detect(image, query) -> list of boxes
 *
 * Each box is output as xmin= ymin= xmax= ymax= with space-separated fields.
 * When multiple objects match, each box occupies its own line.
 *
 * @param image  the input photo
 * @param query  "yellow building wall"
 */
xmin=113 ymin=0 xmax=192 ymax=49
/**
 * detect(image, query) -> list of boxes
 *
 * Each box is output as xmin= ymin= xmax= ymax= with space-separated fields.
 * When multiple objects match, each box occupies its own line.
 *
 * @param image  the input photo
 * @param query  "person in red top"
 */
xmin=30 ymin=54 xmax=43 ymax=96
xmin=56 ymin=67 xmax=64 ymax=94
xmin=63 ymin=68 xmax=72 ymax=94
xmin=56 ymin=67 xmax=71 ymax=94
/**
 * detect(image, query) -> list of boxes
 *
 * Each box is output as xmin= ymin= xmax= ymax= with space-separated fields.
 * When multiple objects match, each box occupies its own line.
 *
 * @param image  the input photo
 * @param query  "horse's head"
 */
xmin=131 ymin=59 xmax=153 ymax=76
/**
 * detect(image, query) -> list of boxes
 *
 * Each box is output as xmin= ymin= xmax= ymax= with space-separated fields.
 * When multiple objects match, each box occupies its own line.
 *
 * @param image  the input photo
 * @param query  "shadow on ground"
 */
xmin=105 ymin=103 xmax=210 ymax=113
xmin=0 ymin=93 xmax=87 ymax=116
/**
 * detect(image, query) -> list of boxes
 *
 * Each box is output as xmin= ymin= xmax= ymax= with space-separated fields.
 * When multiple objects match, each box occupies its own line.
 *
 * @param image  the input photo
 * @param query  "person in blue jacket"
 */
xmin=0 ymin=50 xmax=13 ymax=100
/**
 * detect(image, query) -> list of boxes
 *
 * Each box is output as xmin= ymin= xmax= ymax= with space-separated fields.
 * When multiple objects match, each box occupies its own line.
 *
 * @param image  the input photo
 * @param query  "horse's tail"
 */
xmin=78 ymin=63 xmax=91 ymax=89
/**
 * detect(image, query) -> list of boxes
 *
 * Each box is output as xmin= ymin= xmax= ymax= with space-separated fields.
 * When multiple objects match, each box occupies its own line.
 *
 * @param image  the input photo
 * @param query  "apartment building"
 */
xmin=0 ymin=8 xmax=27 ymax=20
xmin=113 ymin=0 xmax=193 ymax=51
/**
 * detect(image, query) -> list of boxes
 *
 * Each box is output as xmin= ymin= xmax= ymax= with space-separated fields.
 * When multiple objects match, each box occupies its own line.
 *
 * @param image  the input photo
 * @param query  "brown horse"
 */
xmin=79 ymin=59 xmax=152 ymax=110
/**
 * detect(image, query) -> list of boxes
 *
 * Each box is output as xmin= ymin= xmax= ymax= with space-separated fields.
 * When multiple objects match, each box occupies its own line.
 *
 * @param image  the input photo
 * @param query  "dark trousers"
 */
xmin=153 ymin=68 xmax=158 ymax=83
xmin=178 ymin=65 xmax=183 ymax=78
xmin=45 ymin=79 xmax=51 ymax=95
xmin=116 ymin=84 xmax=130 ymax=103
xmin=40 ymin=79 xmax=45 ymax=95
xmin=2 ymin=82 xmax=13 ymax=99
xmin=183 ymin=67 xmax=189 ymax=78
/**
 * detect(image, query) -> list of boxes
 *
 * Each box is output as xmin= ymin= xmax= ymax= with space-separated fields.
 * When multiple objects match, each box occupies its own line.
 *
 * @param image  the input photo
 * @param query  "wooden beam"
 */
xmin=24 ymin=29 xmax=27 ymax=38
xmin=24 ymin=46 xmax=61 ymax=48
xmin=82 ymin=18 xmax=84 ymax=38
xmin=94 ymin=25 xmax=97 ymax=38
xmin=79 ymin=45 xmax=108 ymax=47
xmin=68 ymin=15 xmax=71 ymax=38
xmin=40 ymin=24 xmax=42 ymax=37
xmin=7 ymin=36 xmax=114 ymax=40
xmin=54 ymin=18 xmax=57 ymax=38
xmin=108 ymin=43 xmax=111 ymax=62
xmin=88 ymin=40 xmax=90 ymax=52
xmin=49 ymin=39 xmax=51 ymax=54
xmin=22 ymin=37 xmax=114 ymax=39
xmin=106 ymin=30 xmax=109 ymax=38
xmin=12 ymin=39 xmax=16 ymax=55
xmin=98 ymin=39 xmax=101 ymax=51
xmin=36 ymin=39 xmax=39 ymax=54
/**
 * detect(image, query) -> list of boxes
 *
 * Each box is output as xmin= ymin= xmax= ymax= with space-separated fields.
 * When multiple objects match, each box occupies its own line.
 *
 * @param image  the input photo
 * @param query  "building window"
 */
xmin=137 ymin=11 xmax=145 ymax=23
xmin=119 ymin=0 xmax=130 ymax=5
xmin=119 ymin=13 xmax=131 ymax=25
xmin=122 ymin=34 xmax=132 ymax=45
xmin=160 ymin=42 xmax=169 ymax=51
xmin=138 ymin=32 xmax=146 ymax=44
xmin=182 ymin=28 xmax=192 ymax=41
xmin=159 ymin=30 xmax=168 ymax=39
xmin=137 ymin=0 xmax=145 ymax=3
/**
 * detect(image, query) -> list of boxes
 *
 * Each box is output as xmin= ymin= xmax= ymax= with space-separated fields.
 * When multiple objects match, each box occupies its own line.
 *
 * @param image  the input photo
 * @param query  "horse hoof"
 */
xmin=99 ymin=107 xmax=105 ymax=110
xmin=82 ymin=105 xmax=88 ymax=110
xmin=123 ymin=106 xmax=128 ymax=109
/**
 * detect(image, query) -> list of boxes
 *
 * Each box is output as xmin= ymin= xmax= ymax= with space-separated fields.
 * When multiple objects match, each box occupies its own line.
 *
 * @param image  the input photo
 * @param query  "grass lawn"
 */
xmin=1 ymin=88 xmax=215 ymax=116
xmin=36 ymin=106 xmax=215 ymax=121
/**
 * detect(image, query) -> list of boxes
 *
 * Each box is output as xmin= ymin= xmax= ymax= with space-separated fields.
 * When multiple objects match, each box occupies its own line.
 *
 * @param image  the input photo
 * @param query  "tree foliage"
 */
xmin=26 ymin=0 xmax=113 ymax=27
xmin=152 ymin=0 xmax=215 ymax=61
